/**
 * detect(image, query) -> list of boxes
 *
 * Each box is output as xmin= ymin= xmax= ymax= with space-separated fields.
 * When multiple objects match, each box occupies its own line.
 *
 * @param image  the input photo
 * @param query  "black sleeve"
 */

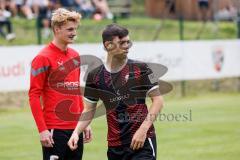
xmin=84 ymin=71 xmax=99 ymax=103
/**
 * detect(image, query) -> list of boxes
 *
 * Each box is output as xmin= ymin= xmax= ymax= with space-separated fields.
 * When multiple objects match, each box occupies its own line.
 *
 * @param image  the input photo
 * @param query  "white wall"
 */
xmin=0 ymin=40 xmax=239 ymax=92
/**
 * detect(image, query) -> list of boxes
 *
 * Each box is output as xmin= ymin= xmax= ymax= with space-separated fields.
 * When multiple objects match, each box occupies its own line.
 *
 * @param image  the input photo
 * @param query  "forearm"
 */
xmin=73 ymin=119 xmax=92 ymax=135
xmin=140 ymin=96 xmax=164 ymax=132
xmin=73 ymin=104 xmax=96 ymax=135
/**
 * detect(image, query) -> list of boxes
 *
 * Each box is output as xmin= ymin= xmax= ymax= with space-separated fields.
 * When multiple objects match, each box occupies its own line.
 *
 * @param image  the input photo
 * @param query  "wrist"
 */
xmin=39 ymin=129 xmax=48 ymax=134
xmin=73 ymin=130 xmax=80 ymax=136
xmin=139 ymin=126 xmax=149 ymax=133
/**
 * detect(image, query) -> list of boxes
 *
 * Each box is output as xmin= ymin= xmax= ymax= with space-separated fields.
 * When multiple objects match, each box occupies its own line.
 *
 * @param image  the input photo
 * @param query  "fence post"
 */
xmin=237 ymin=11 xmax=240 ymax=92
xmin=179 ymin=3 xmax=186 ymax=97
xmin=237 ymin=12 xmax=240 ymax=38
xmin=36 ymin=18 xmax=42 ymax=45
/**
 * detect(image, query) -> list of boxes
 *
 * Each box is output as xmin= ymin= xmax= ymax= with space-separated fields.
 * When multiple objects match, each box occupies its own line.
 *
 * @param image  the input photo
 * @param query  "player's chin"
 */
xmin=123 ymin=50 xmax=129 ymax=54
xmin=119 ymin=54 xmax=128 ymax=59
xmin=66 ymin=40 xmax=74 ymax=44
xmin=120 ymin=50 xmax=128 ymax=54
xmin=122 ymin=52 xmax=128 ymax=57
xmin=67 ymin=37 xmax=75 ymax=43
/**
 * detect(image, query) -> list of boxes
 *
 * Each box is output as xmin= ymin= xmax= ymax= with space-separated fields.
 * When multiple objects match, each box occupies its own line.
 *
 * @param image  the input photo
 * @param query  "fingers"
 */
xmin=40 ymin=130 xmax=54 ymax=148
xmin=130 ymin=139 xmax=144 ymax=150
xmin=130 ymin=140 xmax=137 ymax=150
xmin=83 ymin=128 xmax=93 ymax=143
xmin=68 ymin=139 xmax=76 ymax=150
xmin=50 ymin=136 xmax=54 ymax=145
xmin=50 ymin=134 xmax=54 ymax=145
xmin=138 ymin=141 xmax=144 ymax=149
xmin=41 ymin=138 xmax=53 ymax=147
xmin=73 ymin=138 xmax=78 ymax=149
xmin=88 ymin=129 xmax=93 ymax=142
xmin=68 ymin=136 xmax=79 ymax=151
xmin=67 ymin=140 xmax=73 ymax=150
xmin=84 ymin=129 xmax=90 ymax=140
xmin=41 ymin=137 xmax=53 ymax=147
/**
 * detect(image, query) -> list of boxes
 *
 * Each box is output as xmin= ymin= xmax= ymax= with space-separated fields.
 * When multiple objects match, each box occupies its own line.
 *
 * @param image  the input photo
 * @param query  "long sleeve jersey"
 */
xmin=29 ymin=42 xmax=83 ymax=133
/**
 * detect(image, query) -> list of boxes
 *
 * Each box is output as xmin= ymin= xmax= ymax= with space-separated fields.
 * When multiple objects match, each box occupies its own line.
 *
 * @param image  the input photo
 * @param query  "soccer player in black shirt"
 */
xmin=68 ymin=24 xmax=164 ymax=160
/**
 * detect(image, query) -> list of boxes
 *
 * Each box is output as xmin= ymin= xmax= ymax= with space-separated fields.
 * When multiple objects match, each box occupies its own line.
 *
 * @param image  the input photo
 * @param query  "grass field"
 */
xmin=0 ymin=92 xmax=240 ymax=160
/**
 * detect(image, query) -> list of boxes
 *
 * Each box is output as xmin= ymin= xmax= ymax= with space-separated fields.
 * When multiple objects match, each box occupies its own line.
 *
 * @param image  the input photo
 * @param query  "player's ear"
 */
xmin=104 ymin=41 xmax=114 ymax=50
xmin=53 ymin=27 xmax=57 ymax=34
xmin=53 ymin=25 xmax=61 ymax=34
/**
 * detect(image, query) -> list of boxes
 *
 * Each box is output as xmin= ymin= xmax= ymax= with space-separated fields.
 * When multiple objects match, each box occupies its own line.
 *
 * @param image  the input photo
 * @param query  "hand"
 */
xmin=83 ymin=126 xmax=92 ymax=143
xmin=68 ymin=132 xmax=79 ymax=151
xmin=40 ymin=130 xmax=54 ymax=147
xmin=130 ymin=127 xmax=147 ymax=150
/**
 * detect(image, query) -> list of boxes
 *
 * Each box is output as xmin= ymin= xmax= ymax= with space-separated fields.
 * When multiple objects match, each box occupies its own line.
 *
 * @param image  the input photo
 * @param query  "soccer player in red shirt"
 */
xmin=29 ymin=8 xmax=92 ymax=160
xmin=68 ymin=24 xmax=164 ymax=160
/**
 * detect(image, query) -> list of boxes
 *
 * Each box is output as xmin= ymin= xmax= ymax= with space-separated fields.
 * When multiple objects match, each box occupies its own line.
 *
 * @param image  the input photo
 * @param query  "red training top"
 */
xmin=29 ymin=42 xmax=83 ymax=133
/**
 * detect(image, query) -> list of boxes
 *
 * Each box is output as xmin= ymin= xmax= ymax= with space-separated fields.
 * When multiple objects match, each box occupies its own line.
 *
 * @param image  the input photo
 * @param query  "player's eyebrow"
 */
xmin=66 ymin=27 xmax=76 ymax=31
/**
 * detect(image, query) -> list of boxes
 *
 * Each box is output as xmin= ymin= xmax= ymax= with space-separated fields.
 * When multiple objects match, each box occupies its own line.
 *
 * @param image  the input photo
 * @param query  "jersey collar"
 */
xmin=49 ymin=42 xmax=68 ymax=55
xmin=104 ymin=58 xmax=128 ymax=73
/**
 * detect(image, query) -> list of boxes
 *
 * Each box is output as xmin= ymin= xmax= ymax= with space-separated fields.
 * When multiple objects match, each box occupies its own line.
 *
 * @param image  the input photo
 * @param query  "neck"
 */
xmin=106 ymin=54 xmax=127 ymax=72
xmin=52 ymin=38 xmax=68 ymax=51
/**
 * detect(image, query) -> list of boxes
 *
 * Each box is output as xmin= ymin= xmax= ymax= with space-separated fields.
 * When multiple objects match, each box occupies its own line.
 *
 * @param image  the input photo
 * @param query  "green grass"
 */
xmin=0 ymin=17 xmax=237 ymax=46
xmin=0 ymin=92 xmax=240 ymax=160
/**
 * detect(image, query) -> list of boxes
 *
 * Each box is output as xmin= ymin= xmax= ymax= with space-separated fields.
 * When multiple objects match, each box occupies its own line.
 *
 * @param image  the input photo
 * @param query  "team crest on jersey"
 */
xmin=116 ymin=89 xmax=120 ymax=95
xmin=125 ymin=74 xmax=129 ymax=82
xmin=57 ymin=60 xmax=63 ymax=66
xmin=57 ymin=60 xmax=65 ymax=70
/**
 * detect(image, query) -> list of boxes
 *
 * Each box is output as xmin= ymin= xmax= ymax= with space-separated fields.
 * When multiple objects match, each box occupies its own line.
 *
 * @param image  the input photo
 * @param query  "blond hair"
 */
xmin=51 ymin=8 xmax=81 ymax=28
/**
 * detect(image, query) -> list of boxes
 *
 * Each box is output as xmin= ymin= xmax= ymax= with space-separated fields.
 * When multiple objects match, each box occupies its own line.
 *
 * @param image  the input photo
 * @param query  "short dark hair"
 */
xmin=102 ymin=24 xmax=129 ymax=43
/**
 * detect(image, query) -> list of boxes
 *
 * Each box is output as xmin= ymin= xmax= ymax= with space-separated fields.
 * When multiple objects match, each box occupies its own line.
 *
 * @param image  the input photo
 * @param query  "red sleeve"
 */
xmin=28 ymin=55 xmax=50 ymax=133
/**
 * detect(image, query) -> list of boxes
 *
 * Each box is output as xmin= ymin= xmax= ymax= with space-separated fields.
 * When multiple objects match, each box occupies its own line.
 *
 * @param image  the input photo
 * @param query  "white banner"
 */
xmin=0 ymin=40 xmax=240 ymax=92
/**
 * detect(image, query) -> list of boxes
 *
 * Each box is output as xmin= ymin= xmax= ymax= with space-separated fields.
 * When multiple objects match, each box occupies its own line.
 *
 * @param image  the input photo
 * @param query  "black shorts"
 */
xmin=42 ymin=129 xmax=83 ymax=160
xmin=198 ymin=1 xmax=209 ymax=9
xmin=107 ymin=136 xmax=157 ymax=160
